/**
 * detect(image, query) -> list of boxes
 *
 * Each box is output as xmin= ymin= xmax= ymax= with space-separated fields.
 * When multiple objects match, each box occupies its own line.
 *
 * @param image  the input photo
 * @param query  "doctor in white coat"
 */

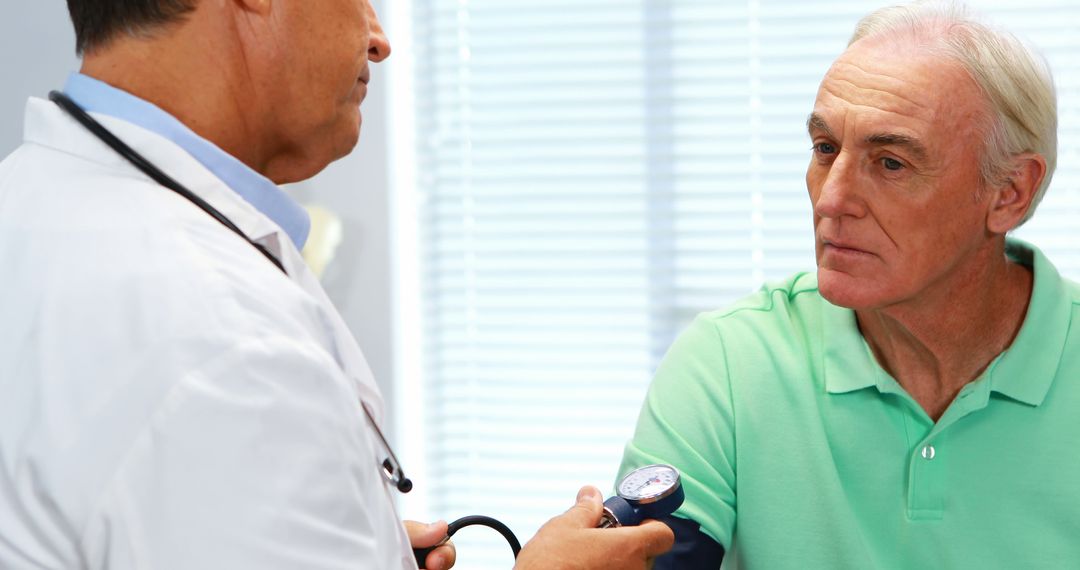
xmin=0 ymin=0 xmax=674 ymax=568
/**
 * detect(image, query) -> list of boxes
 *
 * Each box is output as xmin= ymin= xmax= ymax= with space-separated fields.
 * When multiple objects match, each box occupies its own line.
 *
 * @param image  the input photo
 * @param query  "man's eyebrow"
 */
xmin=865 ymin=133 xmax=929 ymax=162
xmin=807 ymin=114 xmax=930 ymax=162
xmin=806 ymin=113 xmax=834 ymax=139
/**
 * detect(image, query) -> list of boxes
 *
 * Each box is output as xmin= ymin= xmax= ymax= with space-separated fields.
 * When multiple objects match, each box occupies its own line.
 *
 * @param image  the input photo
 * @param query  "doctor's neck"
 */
xmin=78 ymin=3 xmax=309 ymax=184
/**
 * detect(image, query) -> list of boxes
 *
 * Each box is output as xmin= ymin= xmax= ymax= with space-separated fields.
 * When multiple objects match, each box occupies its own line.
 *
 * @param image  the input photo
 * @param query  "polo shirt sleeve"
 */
xmin=619 ymin=314 xmax=736 ymax=550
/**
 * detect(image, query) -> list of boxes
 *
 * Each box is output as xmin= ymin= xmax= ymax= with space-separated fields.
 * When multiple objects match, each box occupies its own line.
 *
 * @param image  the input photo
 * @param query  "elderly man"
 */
xmin=620 ymin=1 xmax=1072 ymax=568
xmin=0 ymin=1 xmax=673 ymax=568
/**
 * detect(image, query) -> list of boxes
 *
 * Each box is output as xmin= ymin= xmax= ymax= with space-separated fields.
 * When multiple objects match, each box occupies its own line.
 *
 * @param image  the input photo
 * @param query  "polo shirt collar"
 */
xmin=822 ymin=299 xmax=878 ymax=394
xmin=985 ymin=239 xmax=1069 ymax=406
xmin=821 ymin=238 xmax=1070 ymax=406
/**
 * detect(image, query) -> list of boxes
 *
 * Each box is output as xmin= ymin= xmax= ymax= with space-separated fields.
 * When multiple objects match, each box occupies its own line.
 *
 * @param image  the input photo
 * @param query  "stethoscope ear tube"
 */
xmin=414 ymin=515 xmax=522 ymax=568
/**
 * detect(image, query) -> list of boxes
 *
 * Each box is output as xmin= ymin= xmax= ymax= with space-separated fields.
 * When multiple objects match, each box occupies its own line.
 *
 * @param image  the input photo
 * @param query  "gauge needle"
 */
xmin=635 ymin=478 xmax=659 ymax=492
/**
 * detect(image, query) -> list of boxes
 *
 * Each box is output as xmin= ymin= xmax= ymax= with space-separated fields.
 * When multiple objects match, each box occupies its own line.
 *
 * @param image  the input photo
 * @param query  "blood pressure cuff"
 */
xmin=653 ymin=516 xmax=725 ymax=570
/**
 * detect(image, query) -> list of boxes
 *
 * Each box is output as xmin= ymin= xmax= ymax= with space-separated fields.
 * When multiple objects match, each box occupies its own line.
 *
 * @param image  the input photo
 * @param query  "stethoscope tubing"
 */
xmin=48 ymin=91 xmax=287 ymax=275
xmin=51 ymin=89 xmax=525 ymax=565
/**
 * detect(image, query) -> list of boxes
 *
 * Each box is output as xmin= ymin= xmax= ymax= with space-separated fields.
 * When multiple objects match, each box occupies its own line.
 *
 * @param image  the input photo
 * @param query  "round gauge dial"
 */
xmin=616 ymin=464 xmax=681 ymax=504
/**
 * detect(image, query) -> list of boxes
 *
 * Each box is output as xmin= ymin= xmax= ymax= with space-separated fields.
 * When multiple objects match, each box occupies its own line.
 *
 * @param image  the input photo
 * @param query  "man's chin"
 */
xmin=817 ymin=268 xmax=886 ymax=311
xmin=323 ymin=118 xmax=363 ymax=165
xmin=266 ymin=143 xmax=351 ymax=184
xmin=343 ymin=112 xmax=362 ymax=153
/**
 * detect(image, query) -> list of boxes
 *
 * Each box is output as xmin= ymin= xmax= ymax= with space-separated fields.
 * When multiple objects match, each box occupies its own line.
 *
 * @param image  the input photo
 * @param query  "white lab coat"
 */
xmin=0 ymin=98 xmax=416 ymax=569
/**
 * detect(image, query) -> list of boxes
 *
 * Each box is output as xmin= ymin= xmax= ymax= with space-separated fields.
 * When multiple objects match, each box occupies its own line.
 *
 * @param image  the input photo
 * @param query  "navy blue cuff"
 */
xmin=652 ymin=516 xmax=725 ymax=570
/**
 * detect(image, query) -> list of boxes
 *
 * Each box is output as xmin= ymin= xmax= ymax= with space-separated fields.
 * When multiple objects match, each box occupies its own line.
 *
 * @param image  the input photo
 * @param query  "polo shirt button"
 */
xmin=920 ymin=444 xmax=936 ymax=460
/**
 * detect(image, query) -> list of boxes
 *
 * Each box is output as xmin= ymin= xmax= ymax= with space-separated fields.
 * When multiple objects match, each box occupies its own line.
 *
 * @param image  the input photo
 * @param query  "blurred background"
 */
xmin=2 ymin=1 xmax=1077 ymax=567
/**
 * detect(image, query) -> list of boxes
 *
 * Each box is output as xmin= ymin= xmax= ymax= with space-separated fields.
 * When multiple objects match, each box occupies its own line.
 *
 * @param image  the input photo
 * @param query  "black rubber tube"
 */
xmin=414 ymin=514 xmax=522 ymax=568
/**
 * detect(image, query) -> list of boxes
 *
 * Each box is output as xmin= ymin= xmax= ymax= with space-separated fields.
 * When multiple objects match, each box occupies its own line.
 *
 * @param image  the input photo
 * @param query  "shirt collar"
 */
xmin=823 ymin=238 xmax=1071 ymax=406
xmin=985 ymin=239 xmax=1070 ymax=406
xmin=822 ymin=298 xmax=879 ymax=395
xmin=62 ymin=72 xmax=310 ymax=249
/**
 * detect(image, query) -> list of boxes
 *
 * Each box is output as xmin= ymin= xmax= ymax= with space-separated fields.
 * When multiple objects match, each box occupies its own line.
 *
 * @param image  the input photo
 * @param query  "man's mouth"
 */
xmin=821 ymin=237 xmax=871 ymax=256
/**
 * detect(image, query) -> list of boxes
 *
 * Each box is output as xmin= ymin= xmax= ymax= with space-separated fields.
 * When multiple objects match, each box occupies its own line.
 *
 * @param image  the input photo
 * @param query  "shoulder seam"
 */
xmin=702 ymin=280 xmax=818 ymax=321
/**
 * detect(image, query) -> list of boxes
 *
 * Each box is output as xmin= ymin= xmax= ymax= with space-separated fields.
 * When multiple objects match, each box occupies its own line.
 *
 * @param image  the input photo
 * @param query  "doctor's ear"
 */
xmin=234 ymin=0 xmax=272 ymax=15
xmin=986 ymin=153 xmax=1047 ymax=234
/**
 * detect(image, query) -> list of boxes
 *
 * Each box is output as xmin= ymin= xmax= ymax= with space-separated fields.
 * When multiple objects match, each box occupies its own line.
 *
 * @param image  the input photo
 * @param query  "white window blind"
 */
xmin=401 ymin=2 xmax=1080 ymax=567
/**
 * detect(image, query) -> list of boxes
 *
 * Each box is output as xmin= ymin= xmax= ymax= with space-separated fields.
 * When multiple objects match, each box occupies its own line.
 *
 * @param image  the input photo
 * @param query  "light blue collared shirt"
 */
xmin=62 ymin=72 xmax=310 ymax=249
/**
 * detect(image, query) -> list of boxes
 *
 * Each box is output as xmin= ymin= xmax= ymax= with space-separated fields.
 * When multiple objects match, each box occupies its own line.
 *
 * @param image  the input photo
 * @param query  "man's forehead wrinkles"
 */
xmin=821 ymin=76 xmax=929 ymax=115
xmin=831 ymin=59 xmax=924 ymax=89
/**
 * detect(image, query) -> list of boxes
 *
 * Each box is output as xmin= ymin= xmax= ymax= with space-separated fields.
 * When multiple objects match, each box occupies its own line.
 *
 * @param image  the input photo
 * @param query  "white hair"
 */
xmin=850 ymin=0 xmax=1057 ymax=226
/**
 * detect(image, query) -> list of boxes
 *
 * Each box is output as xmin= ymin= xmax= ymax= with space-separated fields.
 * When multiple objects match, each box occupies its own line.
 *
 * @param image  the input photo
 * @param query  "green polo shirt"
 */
xmin=620 ymin=239 xmax=1080 ymax=568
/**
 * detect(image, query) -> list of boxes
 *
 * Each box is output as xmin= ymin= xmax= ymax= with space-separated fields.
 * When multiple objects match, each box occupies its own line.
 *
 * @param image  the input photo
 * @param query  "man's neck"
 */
xmin=79 ymin=17 xmax=266 ymax=176
xmin=855 ymin=241 xmax=1033 ymax=421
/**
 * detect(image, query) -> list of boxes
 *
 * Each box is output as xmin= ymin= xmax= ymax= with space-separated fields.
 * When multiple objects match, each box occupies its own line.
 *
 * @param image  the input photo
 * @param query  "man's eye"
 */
xmin=814 ymin=142 xmax=837 ymax=155
xmin=882 ymin=157 xmax=904 ymax=171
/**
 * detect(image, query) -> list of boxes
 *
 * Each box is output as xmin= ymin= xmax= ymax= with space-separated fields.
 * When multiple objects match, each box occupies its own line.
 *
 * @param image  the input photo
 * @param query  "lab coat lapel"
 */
xmin=24 ymin=97 xmax=287 ymax=269
xmin=23 ymin=96 xmax=387 ymax=419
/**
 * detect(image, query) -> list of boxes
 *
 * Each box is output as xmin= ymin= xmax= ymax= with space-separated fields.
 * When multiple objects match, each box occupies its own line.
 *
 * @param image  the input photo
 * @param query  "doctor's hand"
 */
xmin=514 ymin=486 xmax=674 ymax=570
xmin=405 ymin=520 xmax=457 ymax=570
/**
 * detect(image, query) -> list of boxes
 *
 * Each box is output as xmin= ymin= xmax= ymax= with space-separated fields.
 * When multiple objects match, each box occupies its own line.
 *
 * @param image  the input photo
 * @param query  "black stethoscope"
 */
xmin=49 ymin=91 xmax=287 ymax=275
xmin=49 ymin=92 xmax=419 ymax=497
xmin=49 ymin=90 xmax=523 ymax=567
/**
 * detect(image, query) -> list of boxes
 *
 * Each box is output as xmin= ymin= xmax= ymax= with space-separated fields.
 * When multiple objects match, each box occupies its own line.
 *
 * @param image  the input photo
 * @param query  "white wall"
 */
xmin=0 ymin=4 xmax=79 ymax=156
xmin=0 ymin=3 xmax=398 ymax=429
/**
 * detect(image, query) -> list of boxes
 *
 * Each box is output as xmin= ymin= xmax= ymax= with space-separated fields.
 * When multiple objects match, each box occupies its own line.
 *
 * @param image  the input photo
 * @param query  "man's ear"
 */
xmin=986 ymin=153 xmax=1047 ymax=234
xmin=234 ymin=0 xmax=271 ymax=15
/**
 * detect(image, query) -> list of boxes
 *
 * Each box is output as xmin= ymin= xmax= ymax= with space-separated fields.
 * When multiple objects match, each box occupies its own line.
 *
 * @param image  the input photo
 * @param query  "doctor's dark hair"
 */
xmin=66 ymin=0 xmax=197 ymax=55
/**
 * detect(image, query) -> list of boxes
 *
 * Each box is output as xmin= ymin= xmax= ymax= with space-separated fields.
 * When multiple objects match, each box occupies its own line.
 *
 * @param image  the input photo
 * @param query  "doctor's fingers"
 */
xmin=404 ymin=520 xmax=457 ymax=570
xmin=515 ymin=521 xmax=671 ymax=570
xmin=543 ymin=485 xmax=605 ymax=530
xmin=606 ymin=519 xmax=675 ymax=559
xmin=515 ymin=492 xmax=673 ymax=570
xmin=553 ymin=521 xmax=673 ymax=570
xmin=421 ymin=542 xmax=456 ymax=570
xmin=404 ymin=519 xmax=450 ymax=547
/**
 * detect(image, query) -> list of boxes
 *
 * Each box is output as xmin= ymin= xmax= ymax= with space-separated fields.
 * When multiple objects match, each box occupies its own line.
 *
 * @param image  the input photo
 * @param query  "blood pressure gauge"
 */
xmin=598 ymin=464 xmax=684 ymax=528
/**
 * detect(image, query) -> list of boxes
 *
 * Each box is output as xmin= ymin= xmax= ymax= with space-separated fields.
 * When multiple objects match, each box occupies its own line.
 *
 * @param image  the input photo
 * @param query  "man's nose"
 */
xmin=813 ymin=153 xmax=865 ymax=219
xmin=367 ymin=1 xmax=392 ymax=62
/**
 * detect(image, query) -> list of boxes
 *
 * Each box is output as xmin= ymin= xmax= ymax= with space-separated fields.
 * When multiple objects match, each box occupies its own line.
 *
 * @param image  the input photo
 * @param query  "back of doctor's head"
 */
xmin=67 ymin=0 xmax=197 ymax=55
